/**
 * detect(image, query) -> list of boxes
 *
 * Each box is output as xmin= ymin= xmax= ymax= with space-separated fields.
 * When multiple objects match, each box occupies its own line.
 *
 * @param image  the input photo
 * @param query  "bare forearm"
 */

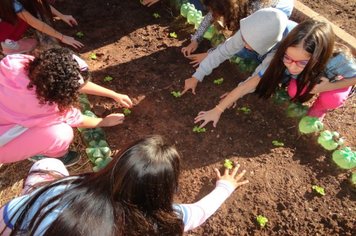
xmin=328 ymin=77 xmax=356 ymax=91
xmin=79 ymin=81 xmax=117 ymax=99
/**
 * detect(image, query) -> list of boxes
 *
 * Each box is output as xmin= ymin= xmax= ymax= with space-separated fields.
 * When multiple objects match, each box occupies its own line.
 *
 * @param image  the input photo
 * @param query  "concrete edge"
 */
xmin=292 ymin=1 xmax=356 ymax=55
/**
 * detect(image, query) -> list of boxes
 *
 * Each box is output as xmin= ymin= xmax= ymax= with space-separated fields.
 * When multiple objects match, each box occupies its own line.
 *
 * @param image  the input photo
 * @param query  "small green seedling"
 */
xmin=76 ymin=31 xmax=84 ymax=38
xmin=171 ymin=91 xmax=181 ymax=98
xmin=213 ymin=78 xmax=224 ymax=85
xmin=89 ymin=52 xmax=97 ymax=60
xmin=153 ymin=13 xmax=161 ymax=18
xmin=103 ymin=76 xmax=113 ymax=82
xmin=123 ymin=108 xmax=131 ymax=116
xmin=312 ymin=185 xmax=325 ymax=196
xmin=169 ymin=32 xmax=178 ymax=38
xmin=272 ymin=140 xmax=284 ymax=147
xmin=193 ymin=126 xmax=206 ymax=133
xmin=224 ymin=159 xmax=233 ymax=169
xmin=256 ymin=215 xmax=268 ymax=228
xmin=238 ymin=106 xmax=251 ymax=114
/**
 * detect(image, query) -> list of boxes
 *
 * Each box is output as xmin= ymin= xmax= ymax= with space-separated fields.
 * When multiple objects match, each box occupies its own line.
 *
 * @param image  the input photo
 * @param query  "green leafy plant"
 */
xmin=171 ymin=91 xmax=181 ymax=98
xmin=103 ymin=76 xmax=113 ymax=82
xmin=89 ymin=52 xmax=97 ymax=60
xmin=76 ymin=31 xmax=84 ymax=38
xmin=238 ymin=106 xmax=251 ymax=114
xmin=272 ymin=140 xmax=284 ymax=147
xmin=312 ymin=185 xmax=325 ymax=196
xmin=224 ymin=159 xmax=233 ymax=169
xmin=256 ymin=215 xmax=268 ymax=228
xmin=193 ymin=126 xmax=206 ymax=133
xmin=169 ymin=32 xmax=178 ymax=38
xmin=153 ymin=13 xmax=161 ymax=18
xmin=123 ymin=108 xmax=131 ymax=116
xmin=213 ymin=78 xmax=224 ymax=85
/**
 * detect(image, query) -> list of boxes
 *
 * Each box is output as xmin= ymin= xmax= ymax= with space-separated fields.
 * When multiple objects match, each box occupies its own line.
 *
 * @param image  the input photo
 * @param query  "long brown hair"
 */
xmin=6 ymin=136 xmax=184 ymax=236
xmin=255 ymin=19 xmax=335 ymax=102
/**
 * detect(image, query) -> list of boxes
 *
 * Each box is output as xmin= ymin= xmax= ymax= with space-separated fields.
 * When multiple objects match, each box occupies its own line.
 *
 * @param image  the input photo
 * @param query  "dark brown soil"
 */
xmin=0 ymin=0 xmax=355 ymax=235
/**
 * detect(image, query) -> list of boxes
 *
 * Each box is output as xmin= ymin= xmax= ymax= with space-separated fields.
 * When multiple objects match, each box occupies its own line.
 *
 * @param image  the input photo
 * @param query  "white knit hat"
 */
xmin=240 ymin=8 xmax=288 ymax=55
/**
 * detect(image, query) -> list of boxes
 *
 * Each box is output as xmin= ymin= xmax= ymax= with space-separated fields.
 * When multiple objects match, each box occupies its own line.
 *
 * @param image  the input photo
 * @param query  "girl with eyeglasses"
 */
xmin=194 ymin=19 xmax=355 ymax=128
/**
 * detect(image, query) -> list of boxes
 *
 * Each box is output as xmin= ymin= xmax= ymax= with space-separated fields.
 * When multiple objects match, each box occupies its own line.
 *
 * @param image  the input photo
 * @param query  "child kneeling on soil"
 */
xmin=0 ymin=47 xmax=133 ymax=165
xmin=181 ymin=0 xmax=295 ymax=57
xmin=181 ymin=8 xmax=297 ymax=95
xmin=0 ymin=135 xmax=249 ymax=235
xmin=0 ymin=0 xmax=83 ymax=54
xmin=194 ymin=19 xmax=356 ymax=128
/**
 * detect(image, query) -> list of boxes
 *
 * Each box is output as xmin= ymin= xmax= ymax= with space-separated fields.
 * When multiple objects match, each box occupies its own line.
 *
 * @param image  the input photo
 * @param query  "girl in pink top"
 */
xmin=0 ymin=47 xmax=133 ymax=163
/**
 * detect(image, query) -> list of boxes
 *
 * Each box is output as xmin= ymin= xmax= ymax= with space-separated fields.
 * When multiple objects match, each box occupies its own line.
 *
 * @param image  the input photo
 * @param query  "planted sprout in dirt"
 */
xmin=256 ymin=215 xmax=268 ymax=228
xmin=312 ymin=185 xmax=325 ymax=196
xmin=238 ymin=106 xmax=251 ymax=114
xmin=213 ymin=78 xmax=224 ymax=85
xmin=76 ymin=31 xmax=84 ymax=38
xmin=169 ymin=32 xmax=178 ymax=38
xmin=123 ymin=108 xmax=131 ymax=116
xmin=89 ymin=52 xmax=97 ymax=60
xmin=103 ymin=76 xmax=113 ymax=82
xmin=272 ymin=140 xmax=284 ymax=147
xmin=224 ymin=159 xmax=233 ymax=169
xmin=193 ymin=126 xmax=206 ymax=133
xmin=171 ymin=91 xmax=181 ymax=98
xmin=153 ymin=13 xmax=161 ymax=18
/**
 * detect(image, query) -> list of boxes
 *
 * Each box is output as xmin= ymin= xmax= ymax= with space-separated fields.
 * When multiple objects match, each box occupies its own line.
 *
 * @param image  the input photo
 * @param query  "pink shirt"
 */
xmin=0 ymin=54 xmax=83 ymax=137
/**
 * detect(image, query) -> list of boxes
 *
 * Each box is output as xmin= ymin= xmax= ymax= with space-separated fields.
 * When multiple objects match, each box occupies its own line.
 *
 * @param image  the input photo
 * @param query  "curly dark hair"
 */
xmin=203 ymin=0 xmax=273 ymax=32
xmin=27 ymin=47 xmax=89 ymax=112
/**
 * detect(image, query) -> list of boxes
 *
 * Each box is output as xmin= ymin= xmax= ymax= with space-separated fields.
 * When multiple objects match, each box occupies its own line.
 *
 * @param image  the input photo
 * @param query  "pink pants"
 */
xmin=0 ymin=123 xmax=74 ymax=164
xmin=0 ymin=20 xmax=29 ymax=42
xmin=288 ymin=79 xmax=351 ymax=118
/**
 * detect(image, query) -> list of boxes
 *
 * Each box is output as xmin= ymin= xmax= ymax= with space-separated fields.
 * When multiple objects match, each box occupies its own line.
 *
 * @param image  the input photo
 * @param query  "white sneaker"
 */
xmin=1 ymin=38 xmax=37 ymax=55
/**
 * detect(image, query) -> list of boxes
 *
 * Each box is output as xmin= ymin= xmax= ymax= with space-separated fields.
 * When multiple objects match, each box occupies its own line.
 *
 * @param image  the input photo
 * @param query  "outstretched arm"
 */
xmin=174 ymin=165 xmax=248 ymax=232
xmin=311 ymin=77 xmax=356 ymax=94
xmin=17 ymin=10 xmax=83 ymax=48
xmin=194 ymin=74 xmax=261 ymax=128
xmin=50 ymin=5 xmax=78 ymax=27
xmin=79 ymin=81 xmax=133 ymax=108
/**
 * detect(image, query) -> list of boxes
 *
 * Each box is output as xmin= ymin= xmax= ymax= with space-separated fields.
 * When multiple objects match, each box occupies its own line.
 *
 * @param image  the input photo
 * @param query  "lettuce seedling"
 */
xmin=312 ymin=185 xmax=325 ymax=196
xmin=103 ymin=76 xmax=113 ymax=82
xmin=153 ymin=13 xmax=161 ymax=18
xmin=272 ymin=140 xmax=284 ymax=147
xmin=256 ymin=215 xmax=268 ymax=228
xmin=123 ymin=108 xmax=131 ymax=116
xmin=169 ymin=32 xmax=178 ymax=38
xmin=76 ymin=31 xmax=84 ymax=38
xmin=171 ymin=91 xmax=181 ymax=98
xmin=238 ymin=106 xmax=251 ymax=114
xmin=193 ymin=126 xmax=206 ymax=133
xmin=213 ymin=78 xmax=224 ymax=85
xmin=224 ymin=159 xmax=233 ymax=169
xmin=89 ymin=52 xmax=97 ymax=60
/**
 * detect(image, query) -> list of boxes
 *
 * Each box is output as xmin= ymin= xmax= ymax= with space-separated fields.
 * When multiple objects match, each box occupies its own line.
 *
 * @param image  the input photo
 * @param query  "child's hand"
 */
xmin=181 ymin=40 xmax=199 ymax=57
xmin=214 ymin=164 xmax=249 ymax=189
xmin=186 ymin=52 xmax=208 ymax=67
xmin=100 ymin=113 xmax=125 ymax=127
xmin=181 ymin=77 xmax=199 ymax=95
xmin=194 ymin=106 xmax=223 ymax=128
xmin=60 ymin=15 xmax=78 ymax=27
xmin=61 ymin=35 xmax=83 ymax=49
xmin=113 ymin=93 xmax=133 ymax=108
xmin=141 ymin=0 xmax=160 ymax=7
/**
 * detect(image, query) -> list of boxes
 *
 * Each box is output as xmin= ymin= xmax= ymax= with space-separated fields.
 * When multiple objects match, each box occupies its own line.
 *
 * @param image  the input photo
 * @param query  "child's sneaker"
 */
xmin=28 ymin=151 xmax=81 ymax=167
xmin=1 ymin=38 xmax=37 ymax=55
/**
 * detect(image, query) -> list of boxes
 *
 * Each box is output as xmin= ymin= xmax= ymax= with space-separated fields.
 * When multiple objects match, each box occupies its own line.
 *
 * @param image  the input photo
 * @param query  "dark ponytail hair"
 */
xmin=7 ymin=135 xmax=183 ymax=236
xmin=255 ymin=19 xmax=335 ymax=102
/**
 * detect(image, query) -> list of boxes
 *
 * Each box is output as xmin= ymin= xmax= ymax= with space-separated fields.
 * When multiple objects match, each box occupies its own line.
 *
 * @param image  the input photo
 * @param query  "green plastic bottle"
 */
xmin=273 ymin=89 xmax=290 ymax=104
xmin=210 ymin=33 xmax=225 ymax=47
xmin=203 ymin=25 xmax=218 ymax=41
xmin=85 ymin=140 xmax=111 ymax=163
xmin=93 ymin=157 xmax=113 ymax=172
xmin=332 ymin=147 xmax=356 ymax=169
xmin=180 ymin=3 xmax=189 ymax=17
xmin=317 ymin=130 xmax=344 ymax=151
xmin=82 ymin=128 xmax=106 ymax=143
xmin=187 ymin=8 xmax=197 ymax=24
xmin=298 ymin=116 xmax=324 ymax=134
xmin=286 ymin=102 xmax=308 ymax=118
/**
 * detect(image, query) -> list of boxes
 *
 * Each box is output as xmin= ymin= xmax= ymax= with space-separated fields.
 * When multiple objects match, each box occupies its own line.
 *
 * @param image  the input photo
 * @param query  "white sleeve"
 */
xmin=174 ymin=180 xmax=236 ymax=232
xmin=193 ymin=31 xmax=245 ymax=82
